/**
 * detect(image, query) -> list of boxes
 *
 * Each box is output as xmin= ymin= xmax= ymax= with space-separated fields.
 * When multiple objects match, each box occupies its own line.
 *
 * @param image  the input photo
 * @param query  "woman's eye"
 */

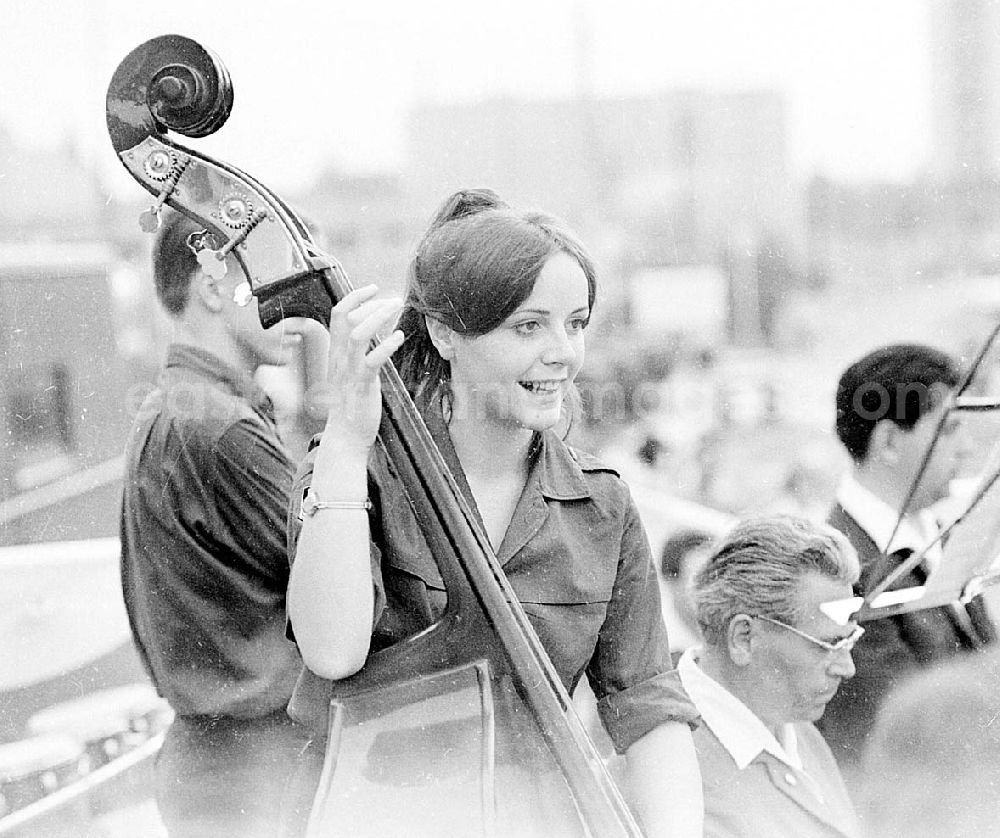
xmin=514 ymin=321 xmax=540 ymax=335
xmin=568 ymin=317 xmax=589 ymax=332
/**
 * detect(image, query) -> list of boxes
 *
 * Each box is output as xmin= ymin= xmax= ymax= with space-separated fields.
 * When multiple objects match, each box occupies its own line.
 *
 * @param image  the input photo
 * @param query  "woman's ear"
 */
xmin=425 ymin=316 xmax=456 ymax=360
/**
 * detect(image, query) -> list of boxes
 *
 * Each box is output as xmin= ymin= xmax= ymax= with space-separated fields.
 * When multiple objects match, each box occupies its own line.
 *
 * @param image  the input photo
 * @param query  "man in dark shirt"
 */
xmin=817 ymin=343 xmax=995 ymax=773
xmin=120 ymin=210 xmax=312 ymax=837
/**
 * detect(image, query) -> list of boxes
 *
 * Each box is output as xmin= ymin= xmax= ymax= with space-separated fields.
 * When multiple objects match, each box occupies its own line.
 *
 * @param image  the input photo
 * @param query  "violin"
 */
xmin=107 ymin=35 xmax=642 ymax=837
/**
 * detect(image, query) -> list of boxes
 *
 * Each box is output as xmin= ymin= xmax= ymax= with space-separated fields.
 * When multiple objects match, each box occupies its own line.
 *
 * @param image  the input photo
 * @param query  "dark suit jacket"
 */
xmin=816 ymin=503 xmax=995 ymax=766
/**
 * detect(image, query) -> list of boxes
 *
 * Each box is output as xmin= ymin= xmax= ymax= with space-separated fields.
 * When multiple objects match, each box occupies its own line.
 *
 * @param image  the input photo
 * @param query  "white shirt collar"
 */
xmin=678 ymin=647 xmax=802 ymax=771
xmin=837 ymin=472 xmax=942 ymax=570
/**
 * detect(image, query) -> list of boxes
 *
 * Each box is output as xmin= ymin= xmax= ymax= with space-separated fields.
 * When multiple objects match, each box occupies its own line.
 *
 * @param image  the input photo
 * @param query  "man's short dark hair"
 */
xmin=835 ymin=343 xmax=961 ymax=462
xmin=152 ymin=210 xmax=205 ymax=316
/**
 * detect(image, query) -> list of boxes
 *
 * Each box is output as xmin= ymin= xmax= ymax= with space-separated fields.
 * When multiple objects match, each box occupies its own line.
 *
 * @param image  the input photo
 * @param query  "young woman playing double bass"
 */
xmin=285 ymin=189 xmax=703 ymax=836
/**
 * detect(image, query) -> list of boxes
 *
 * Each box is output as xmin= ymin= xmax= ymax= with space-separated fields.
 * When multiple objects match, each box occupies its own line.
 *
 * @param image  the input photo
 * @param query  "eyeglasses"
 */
xmin=754 ymin=616 xmax=865 ymax=654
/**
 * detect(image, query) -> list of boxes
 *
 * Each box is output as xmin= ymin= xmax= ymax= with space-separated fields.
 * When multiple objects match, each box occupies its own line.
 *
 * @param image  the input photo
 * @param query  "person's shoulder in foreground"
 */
xmin=858 ymin=648 xmax=1000 ymax=838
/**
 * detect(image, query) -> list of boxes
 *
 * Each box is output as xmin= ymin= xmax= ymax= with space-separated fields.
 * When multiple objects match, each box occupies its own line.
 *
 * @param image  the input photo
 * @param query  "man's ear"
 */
xmin=191 ymin=270 xmax=227 ymax=314
xmin=726 ymin=614 xmax=755 ymax=667
xmin=425 ymin=316 xmax=456 ymax=360
xmin=869 ymin=419 xmax=903 ymax=465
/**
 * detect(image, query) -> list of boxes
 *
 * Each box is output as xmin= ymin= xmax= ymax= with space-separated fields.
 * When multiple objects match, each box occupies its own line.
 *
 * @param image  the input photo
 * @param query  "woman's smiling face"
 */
xmin=443 ymin=251 xmax=591 ymax=433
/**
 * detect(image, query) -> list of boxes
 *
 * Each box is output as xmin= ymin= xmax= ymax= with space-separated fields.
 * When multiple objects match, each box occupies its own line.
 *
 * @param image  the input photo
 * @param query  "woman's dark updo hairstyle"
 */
xmin=393 ymin=188 xmax=598 ymax=404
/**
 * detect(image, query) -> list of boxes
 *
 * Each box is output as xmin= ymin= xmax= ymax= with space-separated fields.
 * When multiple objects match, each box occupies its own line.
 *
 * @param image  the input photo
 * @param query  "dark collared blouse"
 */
xmin=286 ymin=402 xmax=698 ymax=752
xmin=120 ymin=344 xmax=302 ymax=718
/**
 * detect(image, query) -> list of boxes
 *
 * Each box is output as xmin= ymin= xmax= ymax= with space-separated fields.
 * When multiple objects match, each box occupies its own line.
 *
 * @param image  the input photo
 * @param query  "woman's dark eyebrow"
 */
xmin=512 ymin=305 xmax=591 ymax=317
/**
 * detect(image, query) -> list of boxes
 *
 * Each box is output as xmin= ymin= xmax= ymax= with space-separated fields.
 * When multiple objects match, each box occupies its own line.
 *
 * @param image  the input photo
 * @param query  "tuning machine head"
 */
xmin=137 ymin=152 xmax=190 ymax=233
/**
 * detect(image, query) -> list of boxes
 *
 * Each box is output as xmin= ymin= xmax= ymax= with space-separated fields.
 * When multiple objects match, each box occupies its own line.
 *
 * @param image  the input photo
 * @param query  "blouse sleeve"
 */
xmin=588 ymin=490 xmax=700 ymax=753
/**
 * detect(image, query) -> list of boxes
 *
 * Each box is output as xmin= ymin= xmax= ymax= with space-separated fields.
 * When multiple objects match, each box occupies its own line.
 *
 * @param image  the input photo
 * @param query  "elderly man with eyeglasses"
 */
xmin=678 ymin=515 xmax=863 ymax=838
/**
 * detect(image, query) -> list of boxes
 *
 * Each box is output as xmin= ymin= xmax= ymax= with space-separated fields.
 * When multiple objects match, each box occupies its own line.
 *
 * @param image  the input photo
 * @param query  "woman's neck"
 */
xmin=446 ymin=412 xmax=535 ymax=480
xmin=446 ymin=412 xmax=536 ymax=550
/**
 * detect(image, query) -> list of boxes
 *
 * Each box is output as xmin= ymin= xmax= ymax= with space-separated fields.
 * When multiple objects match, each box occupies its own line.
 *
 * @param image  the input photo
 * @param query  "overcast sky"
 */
xmin=5 ymin=0 xmax=930 ymax=194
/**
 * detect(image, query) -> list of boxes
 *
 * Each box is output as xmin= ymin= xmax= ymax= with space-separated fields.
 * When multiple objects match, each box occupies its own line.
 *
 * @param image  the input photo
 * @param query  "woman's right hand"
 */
xmin=321 ymin=284 xmax=405 ymax=452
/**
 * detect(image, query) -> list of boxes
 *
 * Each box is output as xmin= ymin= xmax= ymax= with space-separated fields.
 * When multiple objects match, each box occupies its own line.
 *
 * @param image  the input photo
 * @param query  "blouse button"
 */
xmin=784 ymin=772 xmax=797 ymax=786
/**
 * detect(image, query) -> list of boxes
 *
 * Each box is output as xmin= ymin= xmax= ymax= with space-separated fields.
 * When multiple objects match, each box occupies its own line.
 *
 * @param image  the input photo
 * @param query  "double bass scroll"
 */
xmin=107 ymin=34 xmax=335 ymax=326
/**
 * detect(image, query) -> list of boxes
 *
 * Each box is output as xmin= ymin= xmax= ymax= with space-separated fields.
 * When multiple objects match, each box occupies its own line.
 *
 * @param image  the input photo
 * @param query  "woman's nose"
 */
xmin=542 ymin=327 xmax=576 ymax=365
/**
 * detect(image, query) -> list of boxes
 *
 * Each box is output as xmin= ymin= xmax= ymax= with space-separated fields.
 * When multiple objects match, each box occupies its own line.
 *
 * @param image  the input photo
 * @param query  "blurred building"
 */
xmin=786 ymin=0 xmax=1000 ymax=384
xmin=405 ymin=88 xmax=801 ymax=351
xmin=289 ymin=169 xmax=422 ymax=297
xmin=804 ymin=0 xmax=1000 ymax=312
xmin=405 ymin=89 xmax=799 ymax=265
xmin=0 ymin=127 xmax=109 ymax=242
xmin=930 ymin=0 xmax=1000 ymax=181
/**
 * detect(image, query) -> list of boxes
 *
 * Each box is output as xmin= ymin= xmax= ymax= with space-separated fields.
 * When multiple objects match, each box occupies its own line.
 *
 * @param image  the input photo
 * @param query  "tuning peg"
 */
xmin=233 ymin=282 xmax=253 ymax=307
xmin=139 ymin=208 xmax=161 ymax=233
xmin=196 ymin=248 xmax=228 ymax=281
xmin=138 ymin=155 xmax=190 ymax=233
xmin=196 ymin=208 xmax=269 ymax=284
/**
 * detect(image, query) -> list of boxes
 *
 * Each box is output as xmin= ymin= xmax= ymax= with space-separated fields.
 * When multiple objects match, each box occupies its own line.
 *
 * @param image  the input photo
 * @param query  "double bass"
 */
xmin=106 ymin=35 xmax=644 ymax=837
